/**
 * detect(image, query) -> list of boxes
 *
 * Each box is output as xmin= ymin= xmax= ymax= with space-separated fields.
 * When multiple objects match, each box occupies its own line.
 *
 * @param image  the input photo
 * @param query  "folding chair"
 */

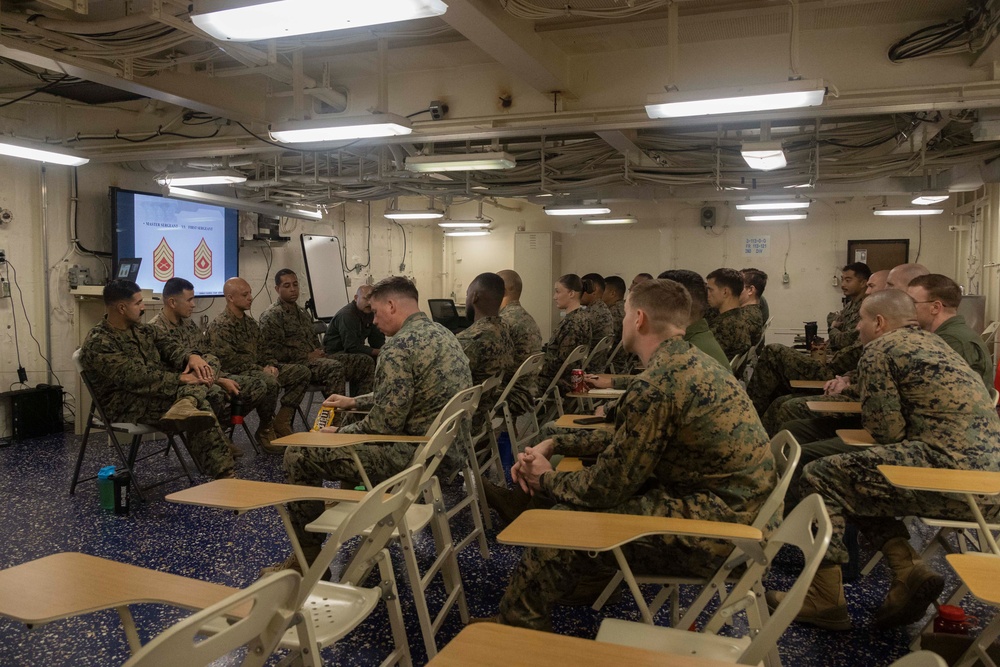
xmin=595 ymin=494 xmax=831 ymax=667
xmin=582 ymin=336 xmax=614 ymax=373
xmin=461 ymin=376 xmax=504 ymax=531
xmin=295 ymin=384 xmax=327 ymax=430
xmin=493 ymin=352 xmax=545 ymax=456
xmin=740 ymin=335 xmax=769 ymax=389
xmin=945 ymin=552 xmax=1000 ymax=667
xmin=306 ymin=414 xmax=467 ymax=659
xmin=531 ymin=345 xmax=588 ymax=442
xmin=124 ymin=570 xmax=303 ymax=667
xmin=70 ymin=349 xmax=194 ymax=503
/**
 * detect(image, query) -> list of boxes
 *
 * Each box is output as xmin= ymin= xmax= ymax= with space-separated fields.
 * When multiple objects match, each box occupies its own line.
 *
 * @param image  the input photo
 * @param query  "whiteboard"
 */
xmin=301 ymin=234 xmax=350 ymax=320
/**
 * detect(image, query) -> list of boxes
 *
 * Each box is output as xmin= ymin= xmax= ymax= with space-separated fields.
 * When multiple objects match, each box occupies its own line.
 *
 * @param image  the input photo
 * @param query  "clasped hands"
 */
xmin=511 ymin=439 xmax=556 ymax=495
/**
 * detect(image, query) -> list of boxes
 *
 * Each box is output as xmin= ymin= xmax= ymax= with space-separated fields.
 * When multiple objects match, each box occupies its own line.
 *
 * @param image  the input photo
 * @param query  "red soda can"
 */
xmin=571 ymin=369 xmax=588 ymax=393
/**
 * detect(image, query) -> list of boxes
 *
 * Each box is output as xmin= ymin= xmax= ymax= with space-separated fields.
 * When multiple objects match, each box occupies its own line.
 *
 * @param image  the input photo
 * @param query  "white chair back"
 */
xmin=582 ymin=336 xmax=614 ymax=372
xmin=424 ymin=385 xmax=483 ymax=436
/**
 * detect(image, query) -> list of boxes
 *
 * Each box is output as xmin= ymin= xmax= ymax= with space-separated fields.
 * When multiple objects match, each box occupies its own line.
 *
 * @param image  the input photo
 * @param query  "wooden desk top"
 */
xmin=836 ymin=429 xmax=875 ymax=446
xmin=553 ymin=414 xmax=614 ymax=432
xmin=790 ymin=380 xmax=827 ymax=390
xmin=595 ymin=374 xmax=637 ymax=381
xmin=946 ymin=553 xmax=1000 ymax=605
xmin=166 ymin=479 xmax=366 ymax=510
xmin=806 ymin=400 xmax=862 ymax=414
xmin=567 ymin=389 xmax=625 ymax=399
xmin=555 ymin=457 xmax=584 ymax=472
xmin=498 ymin=509 xmax=761 ymax=552
xmin=0 ymin=552 xmax=236 ymax=625
xmin=879 ymin=465 xmax=1000 ymax=496
xmin=428 ymin=623 xmax=733 ymax=667
xmin=272 ymin=431 xmax=430 ymax=447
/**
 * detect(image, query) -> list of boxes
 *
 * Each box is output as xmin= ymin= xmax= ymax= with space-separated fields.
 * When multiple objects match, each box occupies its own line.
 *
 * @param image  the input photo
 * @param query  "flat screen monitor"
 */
xmin=112 ymin=188 xmax=239 ymax=296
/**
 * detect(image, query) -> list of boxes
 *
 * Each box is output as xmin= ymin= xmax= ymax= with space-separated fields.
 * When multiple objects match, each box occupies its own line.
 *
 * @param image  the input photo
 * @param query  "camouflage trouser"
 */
xmin=506 ymin=375 xmax=538 ymax=419
xmin=255 ymin=363 xmax=310 ymax=419
xmin=283 ymin=441 xmax=418 ymax=557
xmin=800 ymin=441 xmax=987 ymax=564
xmin=746 ymin=345 xmax=840 ymax=415
xmin=761 ymin=392 xmax=854 ymax=435
xmin=206 ymin=371 xmax=271 ymax=424
xmin=307 ymin=357 xmax=346 ymax=396
xmin=498 ymin=499 xmax=734 ymax=630
xmin=329 ymin=352 xmax=375 ymax=396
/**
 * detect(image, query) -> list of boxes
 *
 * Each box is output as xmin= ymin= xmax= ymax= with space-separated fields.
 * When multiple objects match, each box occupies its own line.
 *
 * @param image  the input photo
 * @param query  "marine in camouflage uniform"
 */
xmin=497 ymin=337 xmax=776 ymax=630
xmin=709 ymin=307 xmax=754 ymax=361
xmin=827 ymin=295 xmax=863 ymax=350
xmin=581 ymin=298 xmax=614 ymax=371
xmin=745 ymin=341 xmax=863 ymax=415
xmin=537 ymin=308 xmax=591 ymax=394
xmin=499 ymin=300 xmax=543 ymax=417
xmin=743 ymin=303 xmax=765 ymax=346
xmin=607 ymin=298 xmax=625 ymax=344
xmin=206 ymin=308 xmax=310 ymax=423
xmin=80 ymin=319 xmax=234 ymax=477
xmin=457 ymin=315 xmax=515 ymax=435
xmin=284 ymin=311 xmax=473 ymax=559
xmin=259 ymin=299 xmax=375 ymax=396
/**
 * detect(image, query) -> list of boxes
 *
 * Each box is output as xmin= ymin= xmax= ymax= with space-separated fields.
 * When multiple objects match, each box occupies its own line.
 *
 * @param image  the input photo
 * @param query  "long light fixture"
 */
xmin=741 ymin=141 xmax=787 ymax=171
xmin=406 ymin=152 xmax=516 ymax=173
xmin=581 ymin=216 xmax=637 ymax=225
xmin=911 ymin=193 xmax=950 ymax=205
xmin=165 ymin=186 xmax=324 ymax=221
xmin=385 ymin=208 xmax=444 ymax=220
xmin=191 ymin=0 xmax=448 ymax=41
xmin=155 ymin=169 xmax=247 ymax=186
xmin=735 ymin=201 xmax=809 ymax=211
xmin=745 ymin=213 xmax=808 ymax=222
xmin=873 ymin=207 xmax=944 ymax=216
xmin=270 ymin=114 xmax=412 ymax=143
xmin=544 ymin=204 xmax=612 ymax=216
xmin=0 ymin=137 xmax=89 ymax=166
xmin=444 ymin=230 xmax=491 ymax=237
xmin=645 ymin=79 xmax=826 ymax=119
xmin=438 ymin=220 xmax=491 ymax=228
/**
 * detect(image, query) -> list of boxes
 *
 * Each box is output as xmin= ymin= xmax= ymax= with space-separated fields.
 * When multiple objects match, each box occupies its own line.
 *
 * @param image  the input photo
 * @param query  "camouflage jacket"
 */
xmin=828 ymin=296 xmax=863 ymax=350
xmin=457 ymin=315 xmax=515 ymax=432
xmin=206 ymin=308 xmax=273 ymax=374
xmin=583 ymin=299 xmax=615 ymax=370
xmin=259 ymin=300 xmax=319 ymax=365
xmin=743 ymin=304 xmax=765 ymax=345
xmin=858 ymin=325 xmax=1000 ymax=469
xmin=538 ymin=307 xmax=592 ymax=393
xmin=709 ymin=307 xmax=753 ymax=361
xmin=541 ymin=337 xmax=776 ymax=530
xmin=148 ymin=312 xmax=207 ymax=365
xmin=934 ymin=315 xmax=993 ymax=388
xmin=343 ymin=312 xmax=472 ymax=437
xmin=607 ymin=299 xmax=625 ymax=343
xmin=499 ymin=301 xmax=543 ymax=364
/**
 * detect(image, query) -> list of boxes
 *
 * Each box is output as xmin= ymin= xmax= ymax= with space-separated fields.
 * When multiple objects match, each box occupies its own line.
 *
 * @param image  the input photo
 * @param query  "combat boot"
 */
xmin=161 ymin=397 xmax=216 ymax=431
xmin=482 ymin=480 xmax=531 ymax=524
xmin=874 ymin=537 xmax=944 ymax=628
xmin=255 ymin=425 xmax=283 ymax=455
xmin=221 ymin=429 xmax=244 ymax=459
xmin=273 ymin=406 xmax=296 ymax=437
xmin=766 ymin=564 xmax=851 ymax=631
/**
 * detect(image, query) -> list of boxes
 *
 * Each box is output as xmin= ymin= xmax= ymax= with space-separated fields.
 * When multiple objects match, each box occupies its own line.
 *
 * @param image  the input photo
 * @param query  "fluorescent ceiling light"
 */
xmin=735 ymin=201 xmax=809 ymax=211
xmin=745 ymin=213 xmax=808 ymax=222
xmin=645 ymin=79 xmax=825 ymax=119
xmin=0 ymin=137 xmax=89 ymax=166
xmin=581 ymin=217 xmax=637 ymax=225
xmin=155 ymin=169 xmax=247 ymax=186
xmin=270 ymin=114 xmax=412 ymax=143
xmin=406 ymin=152 xmax=516 ymax=173
xmin=741 ymin=142 xmax=787 ymax=171
xmin=191 ymin=0 xmax=448 ymax=41
xmin=544 ymin=205 xmax=612 ymax=216
xmin=438 ymin=221 xmax=491 ymax=228
xmin=873 ymin=207 xmax=944 ymax=216
xmin=287 ymin=206 xmax=323 ymax=220
xmin=444 ymin=230 xmax=491 ymax=237
xmin=166 ymin=187 xmax=324 ymax=221
xmin=385 ymin=208 xmax=444 ymax=220
xmin=911 ymin=194 xmax=950 ymax=205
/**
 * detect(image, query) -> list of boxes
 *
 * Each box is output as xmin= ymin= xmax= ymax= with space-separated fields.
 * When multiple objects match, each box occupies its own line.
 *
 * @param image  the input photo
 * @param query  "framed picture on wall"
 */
xmin=846 ymin=239 xmax=909 ymax=273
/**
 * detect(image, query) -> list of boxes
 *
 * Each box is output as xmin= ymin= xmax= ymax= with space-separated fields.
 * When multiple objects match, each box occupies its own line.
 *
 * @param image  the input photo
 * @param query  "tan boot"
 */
xmin=221 ymin=430 xmax=244 ymax=459
xmin=273 ymin=406 xmax=296 ymax=437
xmin=255 ymin=426 xmax=283 ymax=455
xmin=875 ymin=537 xmax=944 ymax=628
xmin=161 ymin=397 xmax=216 ymax=431
xmin=766 ymin=564 xmax=851 ymax=631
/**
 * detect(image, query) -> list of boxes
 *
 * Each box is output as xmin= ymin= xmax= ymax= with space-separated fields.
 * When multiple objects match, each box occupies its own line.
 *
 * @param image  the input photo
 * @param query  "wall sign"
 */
xmin=744 ymin=235 xmax=770 ymax=257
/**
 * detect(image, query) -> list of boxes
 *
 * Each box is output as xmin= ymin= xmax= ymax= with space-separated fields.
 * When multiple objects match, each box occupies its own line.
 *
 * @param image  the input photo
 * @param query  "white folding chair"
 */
xmin=532 ymin=344 xmax=588 ymax=441
xmin=123 ymin=570 xmax=302 ymax=667
xmin=582 ymin=335 xmax=614 ymax=373
xmin=892 ymin=652 xmax=948 ymax=667
xmin=945 ymin=552 xmax=1000 ymax=667
xmin=596 ymin=494 xmax=831 ymax=667
xmin=493 ymin=352 xmax=545 ymax=456
xmin=306 ymin=413 xmax=469 ymax=659
xmin=70 ymin=349 xmax=194 ymax=502
xmin=460 ymin=376 xmax=504 ymax=531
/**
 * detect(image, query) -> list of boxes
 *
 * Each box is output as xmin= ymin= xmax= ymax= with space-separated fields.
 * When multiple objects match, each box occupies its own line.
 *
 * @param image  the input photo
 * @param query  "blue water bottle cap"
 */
xmin=98 ymin=465 xmax=116 ymax=480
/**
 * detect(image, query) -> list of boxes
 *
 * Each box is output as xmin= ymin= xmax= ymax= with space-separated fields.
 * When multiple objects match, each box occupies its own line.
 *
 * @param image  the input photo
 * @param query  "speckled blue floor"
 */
xmin=1 ymin=417 xmax=997 ymax=666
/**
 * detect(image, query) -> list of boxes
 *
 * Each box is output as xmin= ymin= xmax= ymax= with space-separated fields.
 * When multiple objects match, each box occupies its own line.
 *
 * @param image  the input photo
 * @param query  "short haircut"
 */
xmin=908 ymin=274 xmax=962 ymax=309
xmin=558 ymin=273 xmax=583 ymax=293
xmin=742 ymin=268 xmax=768 ymax=296
xmin=635 ymin=272 xmax=654 ymax=281
xmin=604 ymin=275 xmax=626 ymax=297
xmin=581 ymin=273 xmax=605 ymax=294
xmin=369 ymin=275 xmax=419 ymax=303
xmin=162 ymin=277 xmax=194 ymax=301
xmin=863 ymin=289 xmax=916 ymax=324
xmin=706 ymin=268 xmax=744 ymax=297
xmin=274 ymin=268 xmax=296 ymax=286
xmin=842 ymin=262 xmax=872 ymax=280
xmin=888 ymin=263 xmax=930 ymax=288
xmin=629 ymin=278 xmax=692 ymax=330
xmin=658 ymin=269 xmax=707 ymax=320
xmin=497 ymin=269 xmax=522 ymax=298
xmin=471 ymin=272 xmax=505 ymax=304
xmin=103 ymin=279 xmax=141 ymax=306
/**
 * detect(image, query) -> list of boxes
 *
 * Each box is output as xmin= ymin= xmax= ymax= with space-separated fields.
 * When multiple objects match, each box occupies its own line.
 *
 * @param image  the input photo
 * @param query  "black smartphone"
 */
xmin=573 ymin=416 xmax=607 ymax=425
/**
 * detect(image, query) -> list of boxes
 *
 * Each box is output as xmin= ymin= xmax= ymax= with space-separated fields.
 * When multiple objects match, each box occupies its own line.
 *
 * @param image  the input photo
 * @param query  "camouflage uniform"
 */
xmin=284 ymin=312 xmax=473 ymax=558
xmin=538 ymin=308 xmax=592 ymax=394
xmin=800 ymin=326 xmax=1000 ymax=564
xmin=935 ymin=315 xmax=992 ymax=387
xmin=709 ymin=307 xmax=753 ymax=361
xmin=259 ymin=300 xmax=374 ymax=396
xmin=828 ymin=296 xmax=863 ymax=350
xmin=498 ymin=337 xmax=776 ymax=630
xmin=607 ymin=299 xmax=625 ymax=344
xmin=743 ymin=303 xmax=765 ymax=345
xmin=148 ymin=312 xmax=269 ymax=422
xmin=746 ymin=342 xmax=863 ymax=415
xmin=206 ymin=309 xmax=310 ymax=418
xmin=79 ymin=319 xmax=234 ymax=477
xmin=323 ymin=300 xmax=384 ymax=356
xmin=499 ymin=301 xmax=544 ymax=417
xmin=457 ymin=315 xmax=515 ymax=435
xmin=582 ymin=299 xmax=615 ymax=371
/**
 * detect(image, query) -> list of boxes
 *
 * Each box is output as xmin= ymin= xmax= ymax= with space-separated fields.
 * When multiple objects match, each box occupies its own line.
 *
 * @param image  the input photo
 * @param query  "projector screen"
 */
xmin=112 ymin=188 xmax=239 ymax=297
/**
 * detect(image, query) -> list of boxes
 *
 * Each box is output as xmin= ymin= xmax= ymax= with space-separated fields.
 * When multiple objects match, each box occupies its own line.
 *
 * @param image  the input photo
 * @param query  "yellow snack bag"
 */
xmin=312 ymin=406 xmax=336 ymax=431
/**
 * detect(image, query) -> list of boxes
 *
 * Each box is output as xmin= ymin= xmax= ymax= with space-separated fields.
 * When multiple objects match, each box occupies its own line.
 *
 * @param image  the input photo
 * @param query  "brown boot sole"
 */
xmin=161 ymin=413 xmax=216 ymax=431
xmin=874 ymin=571 xmax=944 ymax=628
xmin=766 ymin=590 xmax=852 ymax=631
xmin=262 ymin=443 xmax=286 ymax=455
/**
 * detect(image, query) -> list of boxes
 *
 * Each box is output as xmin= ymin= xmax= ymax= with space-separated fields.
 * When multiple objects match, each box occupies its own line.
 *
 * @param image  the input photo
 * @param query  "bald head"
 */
xmin=354 ymin=284 xmax=374 ymax=313
xmin=223 ymin=277 xmax=253 ymax=315
xmin=498 ymin=270 xmax=522 ymax=298
xmin=886 ymin=263 xmax=929 ymax=290
xmin=865 ymin=270 xmax=890 ymax=295
xmin=858 ymin=289 xmax=918 ymax=345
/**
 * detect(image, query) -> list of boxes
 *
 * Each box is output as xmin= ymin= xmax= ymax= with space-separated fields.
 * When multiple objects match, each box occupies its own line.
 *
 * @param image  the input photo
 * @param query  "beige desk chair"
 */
xmin=533 ymin=344 xmax=589 ymax=439
xmin=603 ymin=339 xmax=625 ymax=373
xmin=460 ymin=375 xmax=504 ymax=531
xmin=945 ymin=553 xmax=1000 ymax=667
xmin=493 ymin=352 xmax=545 ymax=456
xmin=582 ymin=335 xmax=614 ymax=373
xmin=595 ymin=495 xmax=831 ymax=667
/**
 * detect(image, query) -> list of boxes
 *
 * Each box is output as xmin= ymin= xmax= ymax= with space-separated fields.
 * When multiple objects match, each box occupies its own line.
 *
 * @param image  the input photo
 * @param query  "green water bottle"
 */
xmin=97 ymin=466 xmax=116 ymax=510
